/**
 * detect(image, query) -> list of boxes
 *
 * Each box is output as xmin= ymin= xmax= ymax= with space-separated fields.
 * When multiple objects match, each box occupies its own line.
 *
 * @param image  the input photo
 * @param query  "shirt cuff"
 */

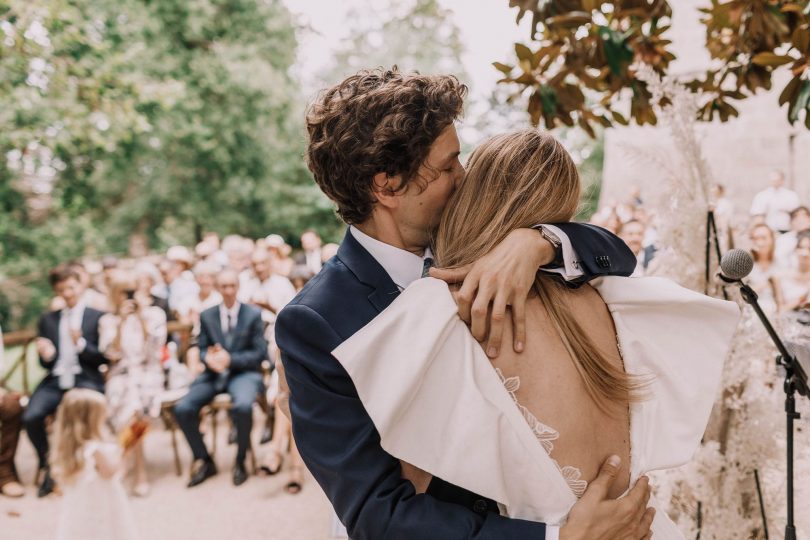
xmin=76 ymin=337 xmax=87 ymax=353
xmin=536 ymin=224 xmax=584 ymax=281
xmin=545 ymin=524 xmax=560 ymax=540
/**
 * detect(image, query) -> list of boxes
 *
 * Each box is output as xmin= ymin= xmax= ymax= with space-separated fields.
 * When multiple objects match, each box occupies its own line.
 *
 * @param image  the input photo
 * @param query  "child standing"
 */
xmin=51 ymin=388 xmax=139 ymax=540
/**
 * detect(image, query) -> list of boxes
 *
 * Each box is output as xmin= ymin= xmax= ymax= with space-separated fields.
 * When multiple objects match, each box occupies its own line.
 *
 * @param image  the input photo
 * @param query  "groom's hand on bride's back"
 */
xmin=561 ymin=456 xmax=655 ymax=540
xmin=429 ymin=228 xmax=555 ymax=358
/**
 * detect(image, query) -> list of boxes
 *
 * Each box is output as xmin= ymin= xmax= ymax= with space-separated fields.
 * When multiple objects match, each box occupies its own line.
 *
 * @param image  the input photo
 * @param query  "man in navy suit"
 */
xmin=174 ymin=269 xmax=267 ymax=487
xmin=277 ymin=68 xmax=655 ymax=539
xmin=24 ymin=264 xmax=108 ymax=497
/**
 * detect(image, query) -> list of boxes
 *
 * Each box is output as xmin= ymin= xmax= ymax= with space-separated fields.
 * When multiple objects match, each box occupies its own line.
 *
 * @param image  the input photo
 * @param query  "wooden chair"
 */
xmin=159 ymin=321 xmax=193 ymax=476
xmin=206 ymin=393 xmax=258 ymax=473
xmin=0 ymin=330 xmax=36 ymax=395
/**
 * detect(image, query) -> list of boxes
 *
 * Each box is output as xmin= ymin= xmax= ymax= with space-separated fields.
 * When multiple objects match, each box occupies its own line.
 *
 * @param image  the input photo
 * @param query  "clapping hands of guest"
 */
xmin=36 ymin=337 xmax=56 ymax=361
xmin=206 ymin=344 xmax=231 ymax=373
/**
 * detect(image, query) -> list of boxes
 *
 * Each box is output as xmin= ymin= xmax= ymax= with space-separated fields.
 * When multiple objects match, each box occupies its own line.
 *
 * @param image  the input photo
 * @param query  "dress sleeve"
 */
xmin=595 ymin=276 xmax=740 ymax=476
xmin=333 ymin=278 xmax=577 ymax=524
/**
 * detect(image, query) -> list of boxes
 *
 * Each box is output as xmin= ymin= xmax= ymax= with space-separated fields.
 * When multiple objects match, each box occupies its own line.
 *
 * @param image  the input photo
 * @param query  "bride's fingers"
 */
xmin=454 ymin=268 xmax=479 ymax=324
xmin=583 ymin=454 xmax=621 ymax=501
xmin=485 ymin=291 xmax=509 ymax=358
xmin=428 ymin=265 xmax=470 ymax=284
xmin=469 ymin=278 xmax=493 ymax=341
xmin=511 ymin=295 xmax=526 ymax=353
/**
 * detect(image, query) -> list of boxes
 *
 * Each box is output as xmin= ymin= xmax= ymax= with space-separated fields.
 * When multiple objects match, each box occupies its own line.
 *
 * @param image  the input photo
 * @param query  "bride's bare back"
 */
xmin=492 ymin=283 xmax=631 ymax=500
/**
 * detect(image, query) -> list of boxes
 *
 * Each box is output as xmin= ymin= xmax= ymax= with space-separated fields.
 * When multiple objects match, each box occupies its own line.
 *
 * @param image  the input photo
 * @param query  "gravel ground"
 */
xmin=1 ymin=409 xmax=337 ymax=540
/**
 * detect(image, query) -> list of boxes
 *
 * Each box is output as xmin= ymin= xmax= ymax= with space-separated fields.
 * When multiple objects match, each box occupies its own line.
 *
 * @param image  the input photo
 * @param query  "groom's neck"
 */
xmin=355 ymin=217 xmax=426 ymax=256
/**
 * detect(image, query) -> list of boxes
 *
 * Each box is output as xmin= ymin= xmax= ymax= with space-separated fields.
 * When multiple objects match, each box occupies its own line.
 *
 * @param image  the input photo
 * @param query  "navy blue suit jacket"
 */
xmin=198 ymin=303 xmax=267 ymax=374
xmin=37 ymin=307 xmax=107 ymax=392
xmin=276 ymin=225 xmax=635 ymax=539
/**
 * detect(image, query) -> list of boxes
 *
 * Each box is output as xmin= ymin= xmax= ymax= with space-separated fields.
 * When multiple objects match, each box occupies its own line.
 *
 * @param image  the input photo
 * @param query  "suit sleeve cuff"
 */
xmin=76 ymin=337 xmax=87 ymax=353
xmin=536 ymin=224 xmax=584 ymax=281
xmin=545 ymin=524 xmax=560 ymax=540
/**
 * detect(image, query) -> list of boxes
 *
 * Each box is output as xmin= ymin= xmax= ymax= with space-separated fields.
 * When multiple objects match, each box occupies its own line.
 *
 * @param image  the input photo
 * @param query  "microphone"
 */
xmin=719 ymin=249 xmax=754 ymax=283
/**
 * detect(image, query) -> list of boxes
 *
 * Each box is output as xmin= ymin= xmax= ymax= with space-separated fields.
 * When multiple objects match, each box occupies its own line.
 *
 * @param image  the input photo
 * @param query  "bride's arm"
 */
xmin=430 ymin=223 xmax=635 ymax=359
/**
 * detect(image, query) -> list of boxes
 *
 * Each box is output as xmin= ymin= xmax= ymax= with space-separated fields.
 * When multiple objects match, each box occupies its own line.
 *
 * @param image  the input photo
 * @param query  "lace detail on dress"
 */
xmin=495 ymin=368 xmax=588 ymax=498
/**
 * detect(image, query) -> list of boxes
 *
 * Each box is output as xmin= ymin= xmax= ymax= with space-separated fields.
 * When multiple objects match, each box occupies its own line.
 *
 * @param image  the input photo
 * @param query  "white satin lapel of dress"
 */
xmin=332 ymin=277 xmax=577 ymax=524
xmin=593 ymin=276 xmax=741 ymax=479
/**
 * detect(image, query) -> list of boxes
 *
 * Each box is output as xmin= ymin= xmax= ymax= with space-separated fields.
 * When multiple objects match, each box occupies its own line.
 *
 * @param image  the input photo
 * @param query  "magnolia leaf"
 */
xmin=492 ymin=62 xmax=514 ymax=74
xmin=611 ymin=110 xmax=630 ymax=125
xmin=779 ymin=75 xmax=802 ymax=106
xmin=789 ymin=79 xmax=810 ymax=123
xmin=527 ymin=90 xmax=542 ymax=126
xmin=546 ymin=12 xmax=592 ymax=28
xmin=515 ymin=43 xmax=534 ymax=63
xmin=751 ymin=52 xmax=794 ymax=67
xmin=792 ymin=27 xmax=810 ymax=54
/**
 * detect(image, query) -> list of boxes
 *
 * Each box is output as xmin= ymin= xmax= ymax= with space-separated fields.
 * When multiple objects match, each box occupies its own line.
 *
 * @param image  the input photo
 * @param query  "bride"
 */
xmin=332 ymin=129 xmax=740 ymax=538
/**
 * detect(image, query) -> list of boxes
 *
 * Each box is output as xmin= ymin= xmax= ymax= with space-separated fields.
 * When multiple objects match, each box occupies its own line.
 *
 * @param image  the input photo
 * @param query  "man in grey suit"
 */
xmin=174 ymin=269 xmax=267 ymax=487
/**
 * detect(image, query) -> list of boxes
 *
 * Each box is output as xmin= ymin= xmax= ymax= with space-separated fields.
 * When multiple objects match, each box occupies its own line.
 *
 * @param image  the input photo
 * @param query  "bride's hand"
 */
xmin=429 ymin=228 xmax=554 ymax=358
xmin=561 ymin=456 xmax=655 ymax=540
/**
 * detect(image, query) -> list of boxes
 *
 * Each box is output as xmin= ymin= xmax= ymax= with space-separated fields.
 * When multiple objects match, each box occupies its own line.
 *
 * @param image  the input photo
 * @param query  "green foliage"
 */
xmin=0 ymin=0 xmax=341 ymax=330
xmin=324 ymin=0 xmax=469 ymax=86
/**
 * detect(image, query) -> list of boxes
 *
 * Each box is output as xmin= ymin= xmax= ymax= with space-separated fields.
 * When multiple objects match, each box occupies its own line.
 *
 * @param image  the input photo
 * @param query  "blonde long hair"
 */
xmin=435 ymin=129 xmax=643 ymax=411
xmin=51 ymin=389 xmax=109 ymax=484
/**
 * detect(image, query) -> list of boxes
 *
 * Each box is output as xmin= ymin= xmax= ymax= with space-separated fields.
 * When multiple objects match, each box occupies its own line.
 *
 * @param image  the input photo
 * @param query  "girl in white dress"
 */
xmin=52 ymin=388 xmax=139 ymax=540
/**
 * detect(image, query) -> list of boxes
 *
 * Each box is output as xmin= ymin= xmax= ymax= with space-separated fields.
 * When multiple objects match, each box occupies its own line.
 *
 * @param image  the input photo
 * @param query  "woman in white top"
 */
xmin=99 ymin=272 xmax=167 ymax=497
xmin=780 ymin=230 xmax=810 ymax=311
xmin=332 ymin=129 xmax=739 ymax=538
xmin=748 ymin=222 xmax=785 ymax=313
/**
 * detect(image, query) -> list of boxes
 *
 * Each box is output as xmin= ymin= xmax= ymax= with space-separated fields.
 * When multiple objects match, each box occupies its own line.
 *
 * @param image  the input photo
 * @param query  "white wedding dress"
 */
xmin=332 ymin=276 xmax=740 ymax=538
xmin=56 ymin=441 xmax=139 ymax=540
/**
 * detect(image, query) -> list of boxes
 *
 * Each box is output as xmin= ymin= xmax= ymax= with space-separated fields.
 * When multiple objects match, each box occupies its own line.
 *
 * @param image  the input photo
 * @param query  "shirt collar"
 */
xmin=349 ymin=226 xmax=433 ymax=290
xmin=220 ymin=302 xmax=241 ymax=319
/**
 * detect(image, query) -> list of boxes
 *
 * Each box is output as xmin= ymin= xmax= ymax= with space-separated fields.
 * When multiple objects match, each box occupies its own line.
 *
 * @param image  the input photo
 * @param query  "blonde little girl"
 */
xmin=51 ymin=388 xmax=139 ymax=540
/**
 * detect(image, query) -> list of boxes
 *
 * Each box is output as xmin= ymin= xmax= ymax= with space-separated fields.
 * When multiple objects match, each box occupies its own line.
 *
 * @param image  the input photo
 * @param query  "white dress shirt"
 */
xmin=54 ymin=302 xmax=87 ymax=389
xmin=750 ymin=186 xmax=801 ymax=232
xmin=219 ymin=302 xmax=241 ymax=336
xmin=350 ymin=227 xmax=434 ymax=291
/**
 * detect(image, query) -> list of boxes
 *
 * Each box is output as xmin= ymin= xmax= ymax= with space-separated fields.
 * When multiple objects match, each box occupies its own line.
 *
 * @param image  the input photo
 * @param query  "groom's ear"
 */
xmin=371 ymin=172 xmax=402 ymax=209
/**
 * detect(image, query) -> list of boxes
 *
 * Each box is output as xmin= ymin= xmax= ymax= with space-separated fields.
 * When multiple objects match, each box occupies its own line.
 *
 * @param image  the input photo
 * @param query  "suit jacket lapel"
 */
xmin=206 ymin=307 xmax=226 ymax=346
xmin=336 ymin=229 xmax=401 ymax=313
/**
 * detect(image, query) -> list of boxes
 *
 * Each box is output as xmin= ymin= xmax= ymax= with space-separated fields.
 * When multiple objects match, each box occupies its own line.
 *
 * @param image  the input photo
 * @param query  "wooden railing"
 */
xmin=1 ymin=322 xmax=194 ymax=395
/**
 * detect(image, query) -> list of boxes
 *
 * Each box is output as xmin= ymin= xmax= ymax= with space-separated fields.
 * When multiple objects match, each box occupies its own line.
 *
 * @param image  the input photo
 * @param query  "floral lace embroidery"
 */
xmin=496 ymin=368 xmax=588 ymax=498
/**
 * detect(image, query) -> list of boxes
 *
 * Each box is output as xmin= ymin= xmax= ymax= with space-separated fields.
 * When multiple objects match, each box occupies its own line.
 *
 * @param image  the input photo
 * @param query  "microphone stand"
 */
xmin=726 ymin=277 xmax=809 ymax=540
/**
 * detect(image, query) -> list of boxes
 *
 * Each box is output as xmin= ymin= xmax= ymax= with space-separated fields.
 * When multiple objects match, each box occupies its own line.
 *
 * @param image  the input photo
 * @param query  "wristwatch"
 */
xmin=537 ymin=226 xmax=564 ymax=268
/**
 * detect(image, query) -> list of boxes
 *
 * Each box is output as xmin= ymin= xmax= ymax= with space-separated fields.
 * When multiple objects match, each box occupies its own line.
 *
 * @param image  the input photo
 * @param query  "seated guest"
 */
xmin=619 ymin=219 xmax=656 ymax=277
xmin=134 ymin=262 xmax=170 ymax=319
xmin=180 ymin=262 xmax=223 ymax=375
xmin=775 ymin=206 xmax=810 ymax=269
xmin=321 ymin=243 xmax=339 ymax=263
xmin=265 ymin=234 xmax=294 ymax=277
xmin=23 ymin=264 xmax=108 ymax=497
xmin=295 ymin=229 xmax=323 ymax=274
xmin=0 ymin=323 xmax=24 ymax=498
xmin=159 ymin=247 xmax=199 ymax=319
xmin=99 ymin=272 xmax=168 ymax=497
xmin=260 ymin=271 xmax=312 ymax=494
xmin=239 ymin=249 xmax=296 ymax=351
xmin=173 ymin=269 xmax=267 ymax=488
xmin=748 ymin=223 xmax=784 ymax=313
xmin=780 ymin=230 xmax=810 ymax=312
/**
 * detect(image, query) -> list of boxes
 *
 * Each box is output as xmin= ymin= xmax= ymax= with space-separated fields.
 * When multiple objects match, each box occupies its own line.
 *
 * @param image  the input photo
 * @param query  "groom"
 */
xmin=276 ymin=68 xmax=654 ymax=539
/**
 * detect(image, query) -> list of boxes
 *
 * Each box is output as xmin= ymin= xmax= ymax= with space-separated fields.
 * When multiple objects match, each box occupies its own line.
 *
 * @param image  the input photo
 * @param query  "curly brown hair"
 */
xmin=305 ymin=67 xmax=467 ymax=225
